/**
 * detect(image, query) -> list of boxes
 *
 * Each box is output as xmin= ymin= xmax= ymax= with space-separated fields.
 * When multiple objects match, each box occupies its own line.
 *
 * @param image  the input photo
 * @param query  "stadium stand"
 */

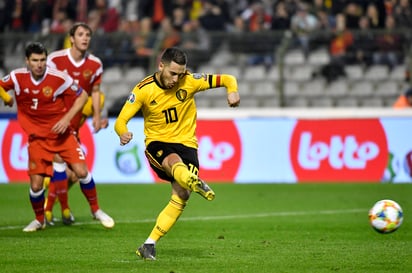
xmin=0 ymin=0 xmax=411 ymax=114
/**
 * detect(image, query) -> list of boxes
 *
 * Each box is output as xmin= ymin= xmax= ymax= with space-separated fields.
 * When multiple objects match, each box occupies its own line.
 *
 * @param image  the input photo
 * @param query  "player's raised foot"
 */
xmin=23 ymin=219 xmax=45 ymax=232
xmin=93 ymin=209 xmax=115 ymax=229
xmin=136 ymin=244 xmax=156 ymax=261
xmin=45 ymin=210 xmax=55 ymax=226
xmin=192 ymin=178 xmax=215 ymax=201
xmin=62 ymin=208 xmax=75 ymax=225
xmin=186 ymin=175 xmax=198 ymax=191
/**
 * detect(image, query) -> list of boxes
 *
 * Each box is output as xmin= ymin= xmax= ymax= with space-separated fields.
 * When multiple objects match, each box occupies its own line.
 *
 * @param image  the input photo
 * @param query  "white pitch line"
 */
xmin=0 ymin=208 xmax=366 ymax=231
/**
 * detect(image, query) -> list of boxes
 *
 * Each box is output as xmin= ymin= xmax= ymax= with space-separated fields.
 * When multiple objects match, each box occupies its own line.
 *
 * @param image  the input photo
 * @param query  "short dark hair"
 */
xmin=160 ymin=47 xmax=187 ymax=65
xmin=25 ymin=42 xmax=48 ymax=58
xmin=69 ymin=22 xmax=93 ymax=37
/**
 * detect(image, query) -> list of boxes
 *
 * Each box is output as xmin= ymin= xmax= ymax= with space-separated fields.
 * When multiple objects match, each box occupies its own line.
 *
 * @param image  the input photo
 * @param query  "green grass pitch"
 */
xmin=0 ymin=183 xmax=411 ymax=273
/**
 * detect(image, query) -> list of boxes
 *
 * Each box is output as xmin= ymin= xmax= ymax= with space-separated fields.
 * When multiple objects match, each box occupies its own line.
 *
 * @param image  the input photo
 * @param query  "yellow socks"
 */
xmin=148 ymin=195 xmax=187 ymax=242
xmin=171 ymin=162 xmax=195 ymax=190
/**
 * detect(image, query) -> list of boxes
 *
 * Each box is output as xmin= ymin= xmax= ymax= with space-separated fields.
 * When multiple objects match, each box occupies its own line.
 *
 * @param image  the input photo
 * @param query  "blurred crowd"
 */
xmin=0 ymin=0 xmax=411 ymax=70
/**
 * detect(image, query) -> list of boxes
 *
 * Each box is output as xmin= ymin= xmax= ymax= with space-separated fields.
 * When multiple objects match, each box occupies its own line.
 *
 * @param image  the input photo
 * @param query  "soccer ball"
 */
xmin=368 ymin=199 xmax=403 ymax=234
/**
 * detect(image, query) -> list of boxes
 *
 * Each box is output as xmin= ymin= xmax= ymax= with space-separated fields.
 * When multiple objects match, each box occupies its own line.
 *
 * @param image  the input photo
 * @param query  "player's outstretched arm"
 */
xmin=114 ymin=91 xmax=142 ymax=146
xmin=217 ymin=74 xmax=239 ymax=107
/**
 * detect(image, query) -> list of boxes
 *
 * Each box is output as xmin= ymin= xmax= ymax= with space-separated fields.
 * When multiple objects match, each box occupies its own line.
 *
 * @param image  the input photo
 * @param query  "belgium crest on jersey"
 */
xmin=176 ymin=89 xmax=187 ymax=102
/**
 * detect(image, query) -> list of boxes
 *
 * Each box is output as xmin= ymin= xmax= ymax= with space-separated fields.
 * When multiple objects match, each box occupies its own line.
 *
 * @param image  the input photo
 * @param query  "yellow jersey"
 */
xmin=114 ymin=72 xmax=238 ymax=149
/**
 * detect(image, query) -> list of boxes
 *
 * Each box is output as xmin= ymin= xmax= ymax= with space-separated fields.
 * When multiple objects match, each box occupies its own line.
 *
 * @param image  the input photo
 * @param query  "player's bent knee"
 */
xmin=70 ymin=164 xmax=88 ymax=179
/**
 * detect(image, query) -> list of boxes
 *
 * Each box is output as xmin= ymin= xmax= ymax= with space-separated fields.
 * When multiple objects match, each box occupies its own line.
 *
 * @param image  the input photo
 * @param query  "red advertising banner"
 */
xmin=290 ymin=119 xmax=388 ymax=182
xmin=2 ymin=116 xmax=410 ymax=184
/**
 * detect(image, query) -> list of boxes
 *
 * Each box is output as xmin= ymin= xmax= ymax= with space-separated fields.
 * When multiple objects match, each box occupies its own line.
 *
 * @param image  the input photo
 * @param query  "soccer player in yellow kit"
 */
xmin=114 ymin=47 xmax=240 ymax=260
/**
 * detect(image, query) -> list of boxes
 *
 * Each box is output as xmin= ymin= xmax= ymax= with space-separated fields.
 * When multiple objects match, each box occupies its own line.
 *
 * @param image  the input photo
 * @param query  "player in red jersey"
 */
xmin=44 ymin=22 xmax=112 ymax=226
xmin=0 ymin=42 xmax=114 ymax=231
xmin=47 ymin=22 xmax=108 ymax=133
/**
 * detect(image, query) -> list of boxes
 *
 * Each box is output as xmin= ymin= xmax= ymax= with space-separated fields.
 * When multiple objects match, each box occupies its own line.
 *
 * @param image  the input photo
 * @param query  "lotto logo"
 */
xmin=298 ymin=132 xmax=380 ymax=169
xmin=290 ymin=119 xmax=388 ymax=182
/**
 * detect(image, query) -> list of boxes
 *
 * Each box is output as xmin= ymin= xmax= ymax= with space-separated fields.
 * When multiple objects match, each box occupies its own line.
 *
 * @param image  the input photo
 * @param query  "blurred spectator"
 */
xmin=158 ymin=17 xmax=181 ymax=49
xmin=188 ymin=0 xmax=203 ymax=20
xmin=232 ymin=14 xmax=245 ymax=33
xmin=365 ymin=3 xmax=382 ymax=29
xmin=50 ymin=6 xmax=71 ymax=34
xmin=180 ymin=19 xmax=209 ymax=51
xmin=179 ymin=19 xmax=211 ymax=70
xmin=118 ymin=0 xmax=139 ymax=34
xmin=88 ymin=8 xmax=103 ymax=33
xmin=10 ymin=0 xmax=25 ymax=32
xmin=241 ymin=0 xmax=272 ymax=32
xmin=132 ymin=17 xmax=156 ymax=68
xmin=331 ymin=0 xmax=348 ymax=16
xmin=51 ymin=0 xmax=77 ymax=22
xmin=393 ymin=0 xmax=412 ymax=28
xmin=290 ymin=2 xmax=319 ymax=57
xmin=172 ymin=0 xmax=193 ymax=19
xmin=26 ymin=0 xmax=53 ymax=33
xmin=312 ymin=12 xmax=350 ymax=83
xmin=0 ymin=0 xmax=13 ymax=32
xmin=86 ymin=0 xmax=118 ymax=33
xmin=101 ymin=0 xmax=121 ymax=33
xmin=309 ymin=0 xmax=330 ymax=14
xmin=393 ymin=88 xmax=412 ymax=108
xmin=241 ymin=1 xmax=272 ymax=32
xmin=311 ymin=8 xmax=334 ymax=51
xmin=347 ymin=16 xmax=375 ymax=67
xmin=329 ymin=13 xmax=353 ymax=65
xmin=87 ymin=2 xmax=124 ymax=67
xmin=239 ymin=1 xmax=274 ymax=68
xmin=373 ymin=15 xmax=404 ymax=70
xmin=51 ymin=7 xmax=74 ymax=49
xmin=315 ymin=8 xmax=334 ymax=31
xmin=384 ymin=0 xmax=396 ymax=15
xmin=132 ymin=17 xmax=180 ymax=70
xmin=60 ymin=19 xmax=75 ymax=49
xmin=282 ymin=0 xmax=299 ymax=16
xmin=344 ymin=2 xmax=362 ymax=29
xmin=138 ymin=0 xmax=174 ymax=30
xmin=76 ymin=0 xmax=87 ymax=22
xmin=311 ymin=0 xmax=332 ymax=15
xmin=171 ymin=6 xmax=188 ymax=31
xmin=271 ymin=1 xmax=291 ymax=31
xmin=212 ymin=0 xmax=233 ymax=29
xmin=198 ymin=0 xmax=227 ymax=31
xmin=0 ymin=0 xmax=15 ymax=66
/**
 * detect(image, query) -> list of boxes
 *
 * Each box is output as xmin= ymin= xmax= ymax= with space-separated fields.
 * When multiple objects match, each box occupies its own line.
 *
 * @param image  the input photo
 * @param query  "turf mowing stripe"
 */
xmin=0 ymin=208 xmax=365 ymax=231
